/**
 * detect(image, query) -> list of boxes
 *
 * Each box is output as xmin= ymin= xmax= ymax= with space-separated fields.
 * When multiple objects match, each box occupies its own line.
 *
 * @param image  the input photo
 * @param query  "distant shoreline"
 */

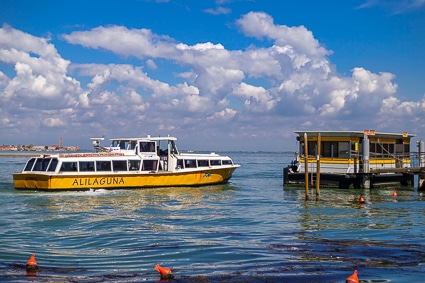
xmin=0 ymin=153 xmax=40 ymax=157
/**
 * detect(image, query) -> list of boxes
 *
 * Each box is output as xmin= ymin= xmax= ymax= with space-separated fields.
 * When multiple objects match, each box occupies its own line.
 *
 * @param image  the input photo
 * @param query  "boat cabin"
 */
xmin=21 ymin=136 xmax=236 ymax=175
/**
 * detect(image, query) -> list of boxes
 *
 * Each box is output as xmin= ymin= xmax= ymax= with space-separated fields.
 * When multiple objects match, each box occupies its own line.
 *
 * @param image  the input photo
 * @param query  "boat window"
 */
xmin=197 ymin=160 xmax=209 ymax=167
xmin=157 ymin=142 xmax=168 ymax=156
xmin=23 ymin=158 xmax=36 ymax=171
xmin=140 ymin=141 xmax=156 ymax=153
xmin=128 ymin=160 xmax=140 ymax=171
xmin=184 ymin=159 xmax=197 ymax=168
xmin=210 ymin=160 xmax=221 ymax=166
xmin=79 ymin=161 xmax=95 ymax=171
xmin=129 ymin=141 xmax=137 ymax=150
xmin=142 ymin=160 xmax=157 ymax=171
xmin=113 ymin=160 xmax=127 ymax=171
xmin=60 ymin=162 xmax=78 ymax=172
xmin=118 ymin=141 xmax=126 ymax=149
xmin=222 ymin=160 xmax=233 ymax=165
xmin=176 ymin=159 xmax=183 ymax=169
xmin=47 ymin=158 xmax=58 ymax=172
xmin=33 ymin=158 xmax=51 ymax=171
xmin=96 ymin=161 xmax=112 ymax=171
xmin=170 ymin=140 xmax=179 ymax=154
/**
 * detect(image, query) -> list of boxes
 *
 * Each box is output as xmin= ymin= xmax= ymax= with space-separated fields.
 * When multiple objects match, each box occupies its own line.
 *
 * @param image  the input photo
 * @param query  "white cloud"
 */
xmin=236 ymin=12 xmax=330 ymax=58
xmin=0 ymin=25 xmax=81 ymax=113
xmin=62 ymin=26 xmax=177 ymax=59
xmin=146 ymin=59 xmax=157 ymax=70
xmin=42 ymin=117 xmax=65 ymax=127
xmin=203 ymin=6 xmax=231 ymax=15
xmin=0 ymin=12 xmax=424 ymax=150
xmin=359 ymin=0 xmax=425 ymax=13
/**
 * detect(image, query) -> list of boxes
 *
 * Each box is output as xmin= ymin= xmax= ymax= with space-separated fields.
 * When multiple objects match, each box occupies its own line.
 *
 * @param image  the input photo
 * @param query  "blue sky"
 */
xmin=0 ymin=0 xmax=424 ymax=151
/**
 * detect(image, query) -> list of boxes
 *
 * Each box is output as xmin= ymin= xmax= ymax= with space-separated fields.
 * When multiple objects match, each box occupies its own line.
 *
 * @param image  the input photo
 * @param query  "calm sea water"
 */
xmin=1 ymin=152 xmax=425 ymax=282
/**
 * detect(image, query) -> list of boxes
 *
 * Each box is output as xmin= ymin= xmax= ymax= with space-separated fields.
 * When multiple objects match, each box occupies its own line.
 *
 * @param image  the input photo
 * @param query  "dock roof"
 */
xmin=294 ymin=130 xmax=415 ymax=139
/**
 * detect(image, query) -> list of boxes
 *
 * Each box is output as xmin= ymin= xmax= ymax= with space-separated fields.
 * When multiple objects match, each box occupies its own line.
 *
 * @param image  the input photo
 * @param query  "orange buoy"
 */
xmin=346 ymin=269 xmax=359 ymax=283
xmin=359 ymin=196 xmax=365 ymax=204
xmin=155 ymin=264 xmax=174 ymax=279
xmin=26 ymin=254 xmax=39 ymax=272
xmin=393 ymin=189 xmax=397 ymax=197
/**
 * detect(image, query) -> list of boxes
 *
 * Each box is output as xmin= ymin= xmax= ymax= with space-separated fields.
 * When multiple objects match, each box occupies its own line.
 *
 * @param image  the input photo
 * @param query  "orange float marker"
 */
xmin=359 ymin=196 xmax=365 ymax=204
xmin=155 ymin=264 xmax=174 ymax=279
xmin=393 ymin=189 xmax=397 ymax=197
xmin=346 ymin=269 xmax=359 ymax=283
xmin=26 ymin=254 xmax=39 ymax=272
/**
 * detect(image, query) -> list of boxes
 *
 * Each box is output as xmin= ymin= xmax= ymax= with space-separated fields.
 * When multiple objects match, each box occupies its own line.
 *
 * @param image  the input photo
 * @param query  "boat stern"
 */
xmin=13 ymin=173 xmax=51 ymax=190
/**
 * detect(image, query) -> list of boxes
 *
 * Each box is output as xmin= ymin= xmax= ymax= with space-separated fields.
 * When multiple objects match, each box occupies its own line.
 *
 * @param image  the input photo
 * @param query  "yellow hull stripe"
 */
xmin=13 ymin=168 xmax=237 ymax=190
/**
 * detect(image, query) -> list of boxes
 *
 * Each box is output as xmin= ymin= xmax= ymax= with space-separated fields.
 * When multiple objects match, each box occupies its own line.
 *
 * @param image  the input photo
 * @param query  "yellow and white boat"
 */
xmin=13 ymin=136 xmax=240 ymax=191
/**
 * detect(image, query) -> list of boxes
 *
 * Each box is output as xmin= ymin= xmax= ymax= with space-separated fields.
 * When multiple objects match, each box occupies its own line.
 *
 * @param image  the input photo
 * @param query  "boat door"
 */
xmin=157 ymin=140 xmax=169 ymax=171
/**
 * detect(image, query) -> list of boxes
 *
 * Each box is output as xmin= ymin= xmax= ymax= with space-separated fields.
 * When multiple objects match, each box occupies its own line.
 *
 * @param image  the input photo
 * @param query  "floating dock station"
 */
xmin=284 ymin=130 xmax=425 ymax=189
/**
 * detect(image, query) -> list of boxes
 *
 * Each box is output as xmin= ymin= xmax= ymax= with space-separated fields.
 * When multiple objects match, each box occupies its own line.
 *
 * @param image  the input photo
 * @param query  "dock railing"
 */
xmin=302 ymin=151 xmax=424 ymax=174
xmin=410 ymin=151 xmax=425 ymax=168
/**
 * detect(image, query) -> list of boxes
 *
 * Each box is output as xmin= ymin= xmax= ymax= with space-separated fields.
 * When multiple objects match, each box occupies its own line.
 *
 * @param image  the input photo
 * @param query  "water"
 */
xmin=1 ymin=152 xmax=425 ymax=282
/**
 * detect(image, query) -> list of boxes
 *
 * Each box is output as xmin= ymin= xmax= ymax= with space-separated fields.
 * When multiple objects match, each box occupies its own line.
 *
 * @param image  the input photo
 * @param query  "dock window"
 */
xmin=96 ymin=161 xmax=112 ymax=171
xmin=128 ymin=160 xmax=140 ymax=171
xmin=113 ymin=160 xmax=127 ymax=171
xmin=142 ymin=160 xmax=157 ymax=171
xmin=370 ymin=142 xmax=396 ymax=158
xmin=321 ymin=142 xmax=338 ymax=158
xmin=79 ymin=161 xmax=95 ymax=171
xmin=60 ymin=162 xmax=78 ymax=172
xmin=338 ymin=142 xmax=350 ymax=158
xmin=197 ymin=160 xmax=209 ymax=167
xmin=23 ymin=158 xmax=36 ymax=171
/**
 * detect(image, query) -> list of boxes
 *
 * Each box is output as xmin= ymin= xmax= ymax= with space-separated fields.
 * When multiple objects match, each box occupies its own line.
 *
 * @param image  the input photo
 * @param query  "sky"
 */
xmin=0 ymin=0 xmax=424 ymax=151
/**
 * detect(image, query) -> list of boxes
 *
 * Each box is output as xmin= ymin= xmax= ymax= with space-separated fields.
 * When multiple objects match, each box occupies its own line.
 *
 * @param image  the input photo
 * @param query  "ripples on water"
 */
xmin=1 ymin=153 xmax=425 ymax=282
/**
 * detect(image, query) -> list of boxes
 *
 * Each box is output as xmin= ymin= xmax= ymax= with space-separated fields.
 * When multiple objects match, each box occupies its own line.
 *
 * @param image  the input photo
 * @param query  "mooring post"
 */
xmin=362 ymin=133 xmax=370 ymax=189
xmin=419 ymin=170 xmax=425 ymax=190
xmin=418 ymin=139 xmax=425 ymax=167
xmin=316 ymin=132 xmax=321 ymax=197
xmin=304 ymin=132 xmax=309 ymax=200
xmin=415 ymin=139 xmax=425 ymax=190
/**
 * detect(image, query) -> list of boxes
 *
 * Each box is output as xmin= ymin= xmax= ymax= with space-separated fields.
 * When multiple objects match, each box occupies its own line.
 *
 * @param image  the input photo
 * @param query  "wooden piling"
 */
xmin=419 ymin=170 xmax=425 ymax=191
xmin=304 ymin=133 xmax=309 ymax=200
xmin=316 ymin=132 xmax=321 ymax=197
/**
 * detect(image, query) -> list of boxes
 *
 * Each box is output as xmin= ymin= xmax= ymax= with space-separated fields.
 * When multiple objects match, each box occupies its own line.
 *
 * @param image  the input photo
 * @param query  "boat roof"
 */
xmin=294 ymin=130 xmax=416 ymax=139
xmin=108 ymin=136 xmax=177 ymax=141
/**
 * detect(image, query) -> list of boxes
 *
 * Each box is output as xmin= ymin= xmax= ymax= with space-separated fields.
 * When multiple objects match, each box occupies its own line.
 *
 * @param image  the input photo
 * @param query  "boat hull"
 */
xmin=13 ymin=167 xmax=238 ymax=191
